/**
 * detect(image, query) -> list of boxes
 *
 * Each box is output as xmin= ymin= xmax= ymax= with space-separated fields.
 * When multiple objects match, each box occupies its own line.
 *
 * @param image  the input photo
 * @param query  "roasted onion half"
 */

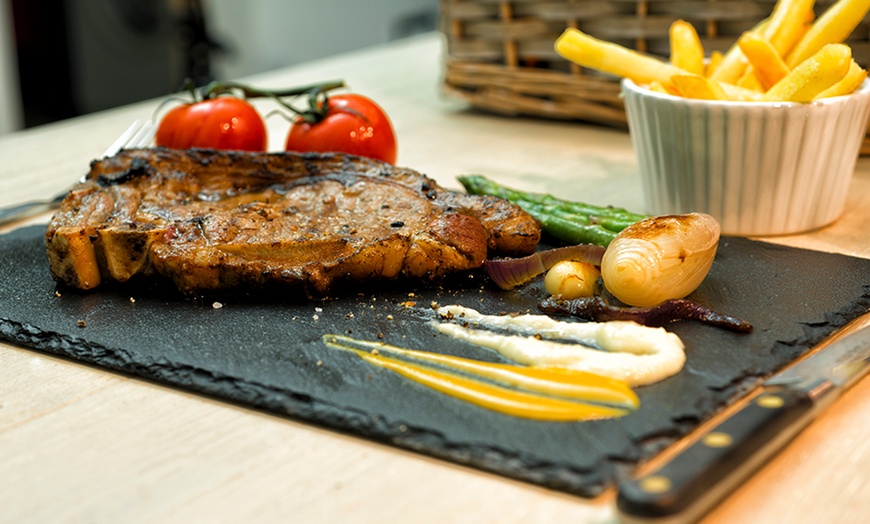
xmin=600 ymin=213 xmax=720 ymax=307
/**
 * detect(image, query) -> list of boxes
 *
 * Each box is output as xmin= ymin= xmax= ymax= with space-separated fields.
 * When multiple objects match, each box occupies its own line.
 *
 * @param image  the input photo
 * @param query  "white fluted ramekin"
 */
xmin=622 ymin=79 xmax=870 ymax=236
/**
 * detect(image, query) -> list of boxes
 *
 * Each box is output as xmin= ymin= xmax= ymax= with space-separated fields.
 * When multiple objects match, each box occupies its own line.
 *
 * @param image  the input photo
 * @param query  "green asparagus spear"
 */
xmin=458 ymin=175 xmax=647 ymax=247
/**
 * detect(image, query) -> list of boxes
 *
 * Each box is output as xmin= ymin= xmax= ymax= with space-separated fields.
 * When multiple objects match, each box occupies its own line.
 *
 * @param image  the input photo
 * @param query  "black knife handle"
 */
xmin=616 ymin=388 xmax=815 ymax=523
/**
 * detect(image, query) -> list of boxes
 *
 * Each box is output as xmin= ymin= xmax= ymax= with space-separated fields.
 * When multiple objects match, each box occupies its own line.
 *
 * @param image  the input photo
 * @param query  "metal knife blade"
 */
xmin=615 ymin=312 xmax=870 ymax=524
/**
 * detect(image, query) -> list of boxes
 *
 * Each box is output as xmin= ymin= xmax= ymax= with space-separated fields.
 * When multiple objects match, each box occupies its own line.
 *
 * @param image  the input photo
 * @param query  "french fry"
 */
xmin=764 ymin=43 xmax=852 ymax=101
xmin=553 ymin=3 xmax=864 ymax=104
xmin=649 ymin=81 xmax=682 ymax=96
xmin=671 ymin=74 xmax=730 ymax=100
xmin=555 ymin=28 xmax=686 ymax=86
xmin=708 ymin=45 xmax=750 ymax=85
xmin=709 ymin=0 xmax=808 ymax=83
xmin=738 ymin=33 xmax=791 ymax=90
xmin=669 ymin=20 xmax=705 ymax=75
xmin=763 ymin=0 xmax=817 ymax=55
xmin=737 ymin=67 xmax=765 ymax=91
xmin=815 ymin=59 xmax=868 ymax=98
xmin=786 ymin=0 xmax=870 ymax=68
xmin=709 ymin=19 xmax=768 ymax=84
xmin=720 ymin=83 xmax=766 ymax=102
xmin=705 ymin=51 xmax=724 ymax=78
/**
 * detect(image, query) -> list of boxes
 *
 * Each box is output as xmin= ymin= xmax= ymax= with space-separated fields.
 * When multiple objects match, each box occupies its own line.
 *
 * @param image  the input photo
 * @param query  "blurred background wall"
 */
xmin=1 ymin=0 xmax=437 ymax=133
xmin=208 ymin=0 xmax=437 ymax=80
xmin=0 ymin=0 xmax=21 ymax=134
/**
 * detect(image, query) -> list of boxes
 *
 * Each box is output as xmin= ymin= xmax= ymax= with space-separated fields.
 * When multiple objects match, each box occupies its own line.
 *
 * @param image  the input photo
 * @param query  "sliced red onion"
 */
xmin=485 ymin=244 xmax=606 ymax=290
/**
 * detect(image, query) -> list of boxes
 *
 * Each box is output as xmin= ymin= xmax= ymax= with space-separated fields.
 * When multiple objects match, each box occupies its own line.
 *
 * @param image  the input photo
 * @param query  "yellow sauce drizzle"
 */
xmin=322 ymin=334 xmax=639 ymax=422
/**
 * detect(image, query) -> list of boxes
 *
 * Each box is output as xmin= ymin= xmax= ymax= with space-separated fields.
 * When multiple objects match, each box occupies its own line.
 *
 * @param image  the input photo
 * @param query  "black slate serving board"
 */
xmin=2 ymin=224 xmax=870 ymax=497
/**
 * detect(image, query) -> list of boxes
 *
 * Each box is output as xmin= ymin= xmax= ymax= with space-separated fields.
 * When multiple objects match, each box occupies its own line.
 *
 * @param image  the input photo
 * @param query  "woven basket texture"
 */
xmin=441 ymin=0 xmax=870 ymax=151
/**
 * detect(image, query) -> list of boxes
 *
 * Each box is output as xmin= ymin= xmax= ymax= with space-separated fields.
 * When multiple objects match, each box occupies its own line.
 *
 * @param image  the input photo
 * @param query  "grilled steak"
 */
xmin=45 ymin=148 xmax=540 ymax=296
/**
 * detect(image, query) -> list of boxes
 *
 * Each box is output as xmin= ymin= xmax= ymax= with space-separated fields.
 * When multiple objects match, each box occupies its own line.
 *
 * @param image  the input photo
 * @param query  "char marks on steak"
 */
xmin=45 ymin=148 xmax=541 ymax=296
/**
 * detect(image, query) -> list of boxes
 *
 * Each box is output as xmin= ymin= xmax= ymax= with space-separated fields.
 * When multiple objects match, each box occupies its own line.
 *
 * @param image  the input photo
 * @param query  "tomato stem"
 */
xmin=200 ymin=79 xmax=344 ymax=101
xmin=170 ymin=78 xmax=350 ymax=124
xmin=182 ymin=78 xmax=199 ymax=101
xmin=192 ymin=78 xmax=345 ymax=122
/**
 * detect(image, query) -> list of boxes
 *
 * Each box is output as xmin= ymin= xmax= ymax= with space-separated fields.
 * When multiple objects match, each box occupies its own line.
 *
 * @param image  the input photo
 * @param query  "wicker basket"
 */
xmin=440 ymin=0 xmax=870 ymax=152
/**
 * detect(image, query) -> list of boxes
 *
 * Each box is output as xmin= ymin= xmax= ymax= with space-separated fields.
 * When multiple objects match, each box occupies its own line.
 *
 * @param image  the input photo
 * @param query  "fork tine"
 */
xmin=101 ymin=120 xmax=157 ymax=158
xmin=103 ymin=119 xmax=145 ymax=157
xmin=129 ymin=120 xmax=157 ymax=150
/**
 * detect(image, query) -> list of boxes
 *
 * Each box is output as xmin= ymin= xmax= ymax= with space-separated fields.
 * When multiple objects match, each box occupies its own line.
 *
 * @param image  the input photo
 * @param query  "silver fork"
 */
xmin=0 ymin=119 xmax=157 ymax=225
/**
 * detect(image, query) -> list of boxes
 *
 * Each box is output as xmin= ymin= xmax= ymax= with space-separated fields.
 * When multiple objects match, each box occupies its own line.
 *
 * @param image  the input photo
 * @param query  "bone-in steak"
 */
xmin=45 ymin=148 xmax=541 ymax=296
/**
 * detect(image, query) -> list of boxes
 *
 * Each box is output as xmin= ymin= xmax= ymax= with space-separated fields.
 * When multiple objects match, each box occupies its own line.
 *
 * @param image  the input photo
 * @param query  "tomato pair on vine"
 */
xmin=154 ymin=79 xmax=398 ymax=164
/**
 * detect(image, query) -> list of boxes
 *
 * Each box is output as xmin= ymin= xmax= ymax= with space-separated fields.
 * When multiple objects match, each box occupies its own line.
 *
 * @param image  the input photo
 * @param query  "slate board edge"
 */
xmin=0 ymin=317 xmax=611 ymax=498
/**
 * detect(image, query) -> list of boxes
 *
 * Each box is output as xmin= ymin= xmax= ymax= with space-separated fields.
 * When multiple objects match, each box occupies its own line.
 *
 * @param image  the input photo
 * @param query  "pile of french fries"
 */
xmin=555 ymin=0 xmax=870 ymax=102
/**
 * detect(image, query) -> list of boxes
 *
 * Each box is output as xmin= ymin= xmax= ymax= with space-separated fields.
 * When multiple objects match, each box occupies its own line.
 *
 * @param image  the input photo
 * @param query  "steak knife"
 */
xmin=615 ymin=313 xmax=870 ymax=523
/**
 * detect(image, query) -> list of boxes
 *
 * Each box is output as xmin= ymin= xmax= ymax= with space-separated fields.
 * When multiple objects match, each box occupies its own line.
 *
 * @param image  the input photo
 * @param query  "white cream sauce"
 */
xmin=434 ymin=305 xmax=685 ymax=387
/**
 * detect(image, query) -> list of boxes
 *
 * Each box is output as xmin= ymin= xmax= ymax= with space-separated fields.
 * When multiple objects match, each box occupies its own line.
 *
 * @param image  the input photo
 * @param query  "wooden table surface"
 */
xmin=2 ymin=33 xmax=869 ymax=524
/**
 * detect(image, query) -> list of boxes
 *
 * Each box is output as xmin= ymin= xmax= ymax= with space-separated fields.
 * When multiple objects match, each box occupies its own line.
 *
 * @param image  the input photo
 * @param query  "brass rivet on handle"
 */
xmin=639 ymin=475 xmax=672 ymax=494
xmin=702 ymin=431 xmax=733 ymax=448
xmin=757 ymin=394 xmax=785 ymax=409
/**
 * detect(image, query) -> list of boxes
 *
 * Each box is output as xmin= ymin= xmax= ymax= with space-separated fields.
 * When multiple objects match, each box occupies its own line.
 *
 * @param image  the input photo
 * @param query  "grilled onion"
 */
xmin=600 ymin=213 xmax=720 ymax=307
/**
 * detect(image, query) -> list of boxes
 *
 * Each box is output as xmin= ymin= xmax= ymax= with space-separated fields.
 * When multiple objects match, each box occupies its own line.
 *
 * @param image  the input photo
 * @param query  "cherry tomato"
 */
xmin=156 ymin=97 xmax=267 ymax=152
xmin=285 ymin=94 xmax=397 ymax=164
